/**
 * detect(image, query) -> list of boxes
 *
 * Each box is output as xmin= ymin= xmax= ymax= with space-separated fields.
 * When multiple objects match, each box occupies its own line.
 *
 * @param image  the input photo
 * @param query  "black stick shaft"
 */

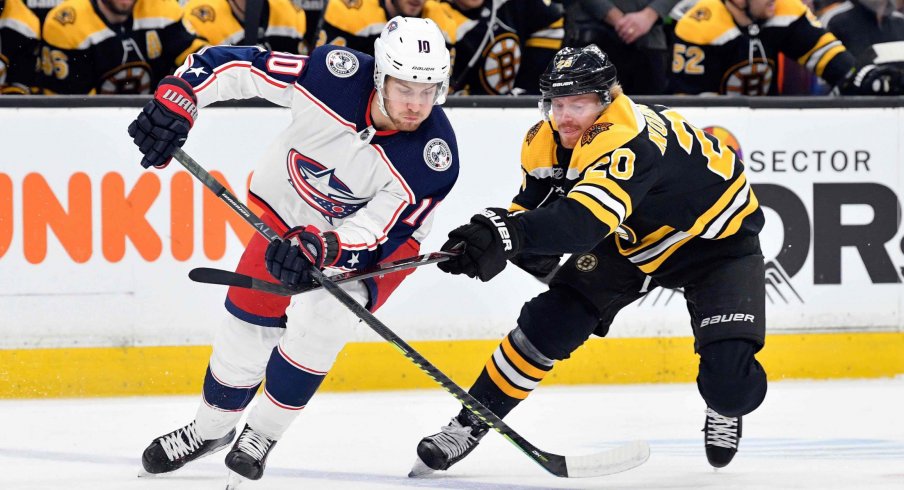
xmin=170 ymin=147 xmax=566 ymax=475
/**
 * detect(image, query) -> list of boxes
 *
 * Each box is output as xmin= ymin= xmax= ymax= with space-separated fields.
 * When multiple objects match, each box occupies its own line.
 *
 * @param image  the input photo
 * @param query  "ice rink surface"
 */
xmin=1 ymin=378 xmax=902 ymax=490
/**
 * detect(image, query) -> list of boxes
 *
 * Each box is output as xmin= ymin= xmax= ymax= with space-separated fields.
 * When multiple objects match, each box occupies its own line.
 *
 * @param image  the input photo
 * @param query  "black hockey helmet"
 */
xmin=539 ymin=44 xmax=618 ymax=115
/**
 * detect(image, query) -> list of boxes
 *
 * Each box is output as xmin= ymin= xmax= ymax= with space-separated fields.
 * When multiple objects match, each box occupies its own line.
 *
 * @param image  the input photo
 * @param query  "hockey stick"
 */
xmin=188 ymin=250 xmax=458 ymax=296
xmin=171 ymin=147 xmax=650 ymax=478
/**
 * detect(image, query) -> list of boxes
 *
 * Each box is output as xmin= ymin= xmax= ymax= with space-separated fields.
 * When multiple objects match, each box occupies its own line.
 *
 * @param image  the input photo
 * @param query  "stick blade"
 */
xmin=563 ymin=440 xmax=650 ymax=478
xmin=189 ymin=267 xmax=250 ymax=288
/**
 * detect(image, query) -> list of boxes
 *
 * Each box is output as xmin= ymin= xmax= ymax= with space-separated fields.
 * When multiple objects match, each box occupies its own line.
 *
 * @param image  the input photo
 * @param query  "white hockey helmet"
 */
xmin=373 ymin=16 xmax=451 ymax=116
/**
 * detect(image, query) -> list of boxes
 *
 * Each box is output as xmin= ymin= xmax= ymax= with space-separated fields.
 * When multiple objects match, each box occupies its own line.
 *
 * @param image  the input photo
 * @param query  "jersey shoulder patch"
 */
xmin=674 ymin=0 xmax=740 ymax=46
xmin=43 ymin=0 xmax=110 ymax=50
xmin=571 ymin=96 xmax=647 ymax=170
xmin=520 ymin=120 xmax=557 ymax=173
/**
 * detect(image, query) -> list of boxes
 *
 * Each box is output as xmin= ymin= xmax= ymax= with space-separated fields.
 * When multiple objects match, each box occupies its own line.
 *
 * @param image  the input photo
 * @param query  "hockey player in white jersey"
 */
xmin=127 ymin=16 xmax=458 ymax=486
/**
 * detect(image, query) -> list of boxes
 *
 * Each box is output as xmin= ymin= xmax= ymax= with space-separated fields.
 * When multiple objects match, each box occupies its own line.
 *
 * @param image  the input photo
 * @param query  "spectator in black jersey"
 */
xmin=1 ymin=0 xmax=41 ymax=94
xmin=820 ymin=0 xmax=904 ymax=59
xmin=562 ymin=0 xmax=679 ymax=94
xmin=39 ymin=0 xmax=205 ymax=94
xmin=317 ymin=0 xmax=444 ymax=56
xmin=409 ymin=44 xmax=768 ymax=476
xmin=670 ymin=0 xmax=904 ymax=95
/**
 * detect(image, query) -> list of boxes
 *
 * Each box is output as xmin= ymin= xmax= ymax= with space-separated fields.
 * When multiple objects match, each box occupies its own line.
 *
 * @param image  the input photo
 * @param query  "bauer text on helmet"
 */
xmin=374 ymin=16 xmax=451 ymax=118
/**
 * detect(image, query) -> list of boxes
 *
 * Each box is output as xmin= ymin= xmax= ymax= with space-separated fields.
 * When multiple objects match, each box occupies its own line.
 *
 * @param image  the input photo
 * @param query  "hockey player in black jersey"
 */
xmin=410 ymin=44 xmax=768 ymax=476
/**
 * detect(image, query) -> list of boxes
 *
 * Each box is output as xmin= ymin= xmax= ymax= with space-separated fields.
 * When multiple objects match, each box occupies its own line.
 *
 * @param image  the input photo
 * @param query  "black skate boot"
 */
xmin=703 ymin=407 xmax=742 ymax=468
xmin=140 ymin=421 xmax=235 ymax=475
xmin=224 ymin=424 xmax=277 ymax=487
xmin=409 ymin=410 xmax=489 ymax=477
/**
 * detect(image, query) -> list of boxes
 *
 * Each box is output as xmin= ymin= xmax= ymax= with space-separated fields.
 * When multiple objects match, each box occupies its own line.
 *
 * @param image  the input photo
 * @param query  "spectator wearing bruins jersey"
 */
xmin=433 ymin=0 xmax=563 ymax=95
xmin=316 ymin=0 xmax=448 ymax=56
xmin=1 ymin=0 xmax=41 ymax=94
xmin=670 ymin=0 xmax=904 ymax=95
xmin=410 ymin=45 xmax=766 ymax=476
xmin=39 ymin=0 xmax=206 ymax=94
xmin=184 ymin=0 xmax=307 ymax=54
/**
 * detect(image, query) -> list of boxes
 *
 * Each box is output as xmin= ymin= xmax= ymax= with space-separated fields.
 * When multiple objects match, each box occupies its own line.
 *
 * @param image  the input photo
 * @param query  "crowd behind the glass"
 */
xmin=1 ymin=0 xmax=903 ymax=97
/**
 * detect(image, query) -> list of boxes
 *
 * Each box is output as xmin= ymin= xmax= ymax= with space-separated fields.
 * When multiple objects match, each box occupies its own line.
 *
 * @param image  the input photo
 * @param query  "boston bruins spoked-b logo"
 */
xmin=423 ymin=138 xmax=453 ymax=171
xmin=721 ymin=58 xmax=775 ymax=95
xmin=100 ymin=61 xmax=152 ymax=94
xmin=575 ymin=253 xmax=599 ymax=272
xmin=326 ymin=50 xmax=359 ymax=78
xmin=480 ymin=33 xmax=522 ymax=95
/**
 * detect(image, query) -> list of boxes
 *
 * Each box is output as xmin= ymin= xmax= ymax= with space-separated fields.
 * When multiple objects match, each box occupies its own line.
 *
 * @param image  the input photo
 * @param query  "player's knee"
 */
xmin=517 ymin=286 xmax=600 ymax=361
xmin=697 ymin=339 xmax=767 ymax=417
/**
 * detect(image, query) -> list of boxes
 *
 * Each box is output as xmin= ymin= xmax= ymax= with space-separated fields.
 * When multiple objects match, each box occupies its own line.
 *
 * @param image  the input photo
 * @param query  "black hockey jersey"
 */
xmin=39 ymin=0 xmax=206 ymax=94
xmin=316 ymin=0 xmax=451 ymax=56
xmin=670 ymin=0 xmax=855 ymax=95
xmin=516 ymin=95 xmax=764 ymax=278
xmin=436 ymin=0 xmax=564 ymax=95
xmin=0 ymin=0 xmax=40 ymax=94
xmin=184 ymin=0 xmax=307 ymax=54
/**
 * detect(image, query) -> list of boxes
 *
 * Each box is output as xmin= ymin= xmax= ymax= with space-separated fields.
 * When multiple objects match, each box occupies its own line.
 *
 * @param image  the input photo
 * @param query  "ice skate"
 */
xmin=703 ymin=407 xmax=742 ymax=468
xmin=140 ymin=421 xmax=235 ymax=475
xmin=409 ymin=411 xmax=489 ymax=477
xmin=224 ymin=424 xmax=277 ymax=484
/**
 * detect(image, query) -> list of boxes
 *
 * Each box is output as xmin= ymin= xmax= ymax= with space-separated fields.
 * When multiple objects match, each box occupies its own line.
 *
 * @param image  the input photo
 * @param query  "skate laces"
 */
xmin=430 ymin=418 xmax=479 ymax=458
xmin=705 ymin=408 xmax=739 ymax=449
xmin=159 ymin=422 xmax=205 ymax=461
xmin=236 ymin=427 xmax=273 ymax=461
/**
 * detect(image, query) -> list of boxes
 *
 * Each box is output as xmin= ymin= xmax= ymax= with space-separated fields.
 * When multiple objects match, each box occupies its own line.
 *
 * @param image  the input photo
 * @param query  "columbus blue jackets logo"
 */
xmin=286 ymin=150 xmax=367 ymax=222
xmin=423 ymin=138 xmax=452 ymax=171
xmin=326 ymin=50 xmax=359 ymax=78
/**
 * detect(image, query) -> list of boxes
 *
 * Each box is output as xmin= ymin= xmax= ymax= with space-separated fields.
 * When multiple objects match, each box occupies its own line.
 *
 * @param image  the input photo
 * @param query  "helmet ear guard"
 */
xmin=373 ymin=16 xmax=452 ymax=116
xmin=538 ymin=44 xmax=618 ymax=120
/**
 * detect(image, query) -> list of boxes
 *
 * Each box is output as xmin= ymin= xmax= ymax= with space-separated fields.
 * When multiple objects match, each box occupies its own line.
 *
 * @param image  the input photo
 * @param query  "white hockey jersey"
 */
xmin=173 ymin=44 xmax=459 ymax=308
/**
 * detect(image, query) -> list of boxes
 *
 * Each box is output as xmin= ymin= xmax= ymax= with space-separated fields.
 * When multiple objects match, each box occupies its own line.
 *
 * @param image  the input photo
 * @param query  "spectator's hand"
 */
xmin=839 ymin=64 xmax=904 ymax=95
xmin=127 ymin=76 xmax=198 ymax=169
xmin=437 ymin=208 xmax=522 ymax=282
xmin=616 ymin=8 xmax=659 ymax=44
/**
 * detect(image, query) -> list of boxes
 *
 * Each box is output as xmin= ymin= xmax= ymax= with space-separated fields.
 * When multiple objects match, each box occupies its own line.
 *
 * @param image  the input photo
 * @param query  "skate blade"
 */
xmin=225 ymin=470 xmax=246 ymax=489
xmin=137 ymin=468 xmax=154 ymax=478
xmin=407 ymin=456 xmax=436 ymax=478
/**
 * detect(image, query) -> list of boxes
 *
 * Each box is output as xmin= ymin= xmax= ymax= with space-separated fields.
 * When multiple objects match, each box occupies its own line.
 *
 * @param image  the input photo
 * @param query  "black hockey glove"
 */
xmin=438 ymin=208 xmax=522 ymax=282
xmin=265 ymin=226 xmax=340 ymax=288
xmin=839 ymin=64 xmax=904 ymax=95
xmin=509 ymin=252 xmax=561 ymax=280
xmin=127 ymin=76 xmax=198 ymax=169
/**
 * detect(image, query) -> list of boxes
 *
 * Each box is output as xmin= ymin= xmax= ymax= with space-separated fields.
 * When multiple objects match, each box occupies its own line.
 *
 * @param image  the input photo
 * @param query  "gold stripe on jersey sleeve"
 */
xmin=485 ymin=358 xmax=530 ymax=399
xmin=796 ymin=32 xmax=835 ymax=65
xmin=509 ymin=202 xmax=529 ymax=213
xmin=500 ymin=336 xmax=548 ymax=380
xmin=43 ymin=0 xmax=111 ymax=50
xmin=685 ymin=173 xmax=749 ymax=236
xmin=718 ymin=189 xmax=760 ymax=238
xmin=814 ymin=45 xmax=846 ymax=77
xmin=674 ymin=0 xmax=739 ymax=46
xmin=569 ymin=192 xmax=622 ymax=234
xmin=322 ymin=0 xmax=388 ymax=36
xmin=525 ymin=37 xmax=562 ymax=50
xmin=571 ymin=177 xmax=633 ymax=217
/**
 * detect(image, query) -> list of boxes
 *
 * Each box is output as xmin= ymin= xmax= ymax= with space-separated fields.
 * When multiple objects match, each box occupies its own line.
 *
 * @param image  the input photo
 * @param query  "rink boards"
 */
xmin=1 ymin=100 xmax=903 ymax=397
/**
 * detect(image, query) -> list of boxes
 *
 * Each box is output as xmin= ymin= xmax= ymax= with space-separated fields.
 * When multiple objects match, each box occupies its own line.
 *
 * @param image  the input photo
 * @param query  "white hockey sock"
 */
xmin=194 ymin=400 xmax=244 ymax=440
xmin=244 ymin=392 xmax=305 ymax=441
